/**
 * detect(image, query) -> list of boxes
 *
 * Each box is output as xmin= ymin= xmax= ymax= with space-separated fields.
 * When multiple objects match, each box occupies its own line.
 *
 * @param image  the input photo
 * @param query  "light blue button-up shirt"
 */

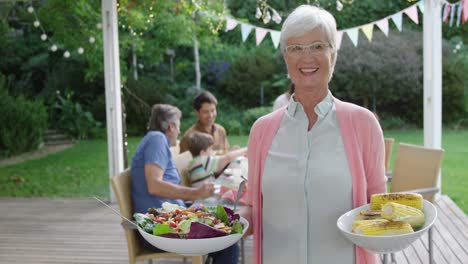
xmin=262 ymin=91 xmax=355 ymax=263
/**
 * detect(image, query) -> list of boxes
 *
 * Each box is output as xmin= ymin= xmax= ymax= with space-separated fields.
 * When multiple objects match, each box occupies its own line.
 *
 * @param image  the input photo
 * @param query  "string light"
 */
xmin=256 ymin=0 xmax=281 ymax=24
xmin=26 ymin=4 xmax=100 ymax=59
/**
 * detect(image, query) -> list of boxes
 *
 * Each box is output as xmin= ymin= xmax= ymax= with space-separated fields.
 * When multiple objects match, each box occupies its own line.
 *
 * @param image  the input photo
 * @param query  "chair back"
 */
xmin=391 ymin=143 xmax=444 ymax=202
xmin=384 ymin=138 xmax=395 ymax=173
xmin=170 ymin=140 xmax=180 ymax=156
xmin=110 ymin=169 xmax=142 ymax=263
xmin=173 ymin=151 xmax=193 ymax=187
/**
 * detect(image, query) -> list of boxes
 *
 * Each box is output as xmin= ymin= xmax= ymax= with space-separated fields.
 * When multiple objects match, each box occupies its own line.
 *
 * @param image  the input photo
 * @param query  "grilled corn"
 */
xmin=352 ymin=220 xmax=414 ymax=236
xmin=370 ymin=193 xmax=423 ymax=210
xmin=355 ymin=210 xmax=383 ymax=220
xmin=352 ymin=219 xmax=388 ymax=231
xmin=381 ymin=202 xmax=425 ymax=229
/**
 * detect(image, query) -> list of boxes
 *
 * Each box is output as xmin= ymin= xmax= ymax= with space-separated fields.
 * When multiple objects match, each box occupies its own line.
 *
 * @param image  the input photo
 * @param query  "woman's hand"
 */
xmin=195 ymin=182 xmax=215 ymax=199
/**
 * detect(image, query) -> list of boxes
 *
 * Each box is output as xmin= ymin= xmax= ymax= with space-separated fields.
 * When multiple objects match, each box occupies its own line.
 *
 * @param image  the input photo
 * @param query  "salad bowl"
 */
xmin=336 ymin=200 xmax=437 ymax=253
xmin=137 ymin=216 xmax=249 ymax=256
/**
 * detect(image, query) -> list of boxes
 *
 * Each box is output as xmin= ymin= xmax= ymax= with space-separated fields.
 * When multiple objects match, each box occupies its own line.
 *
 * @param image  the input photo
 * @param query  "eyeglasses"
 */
xmin=284 ymin=42 xmax=331 ymax=57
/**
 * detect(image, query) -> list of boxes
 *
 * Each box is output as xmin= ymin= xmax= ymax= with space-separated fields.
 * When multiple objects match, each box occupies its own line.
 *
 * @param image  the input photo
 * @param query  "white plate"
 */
xmin=337 ymin=200 xmax=437 ymax=253
xmin=138 ymin=217 xmax=249 ymax=256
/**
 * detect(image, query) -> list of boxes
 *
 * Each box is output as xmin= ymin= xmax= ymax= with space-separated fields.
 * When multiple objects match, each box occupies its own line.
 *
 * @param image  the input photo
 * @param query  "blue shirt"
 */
xmin=130 ymin=131 xmax=185 ymax=213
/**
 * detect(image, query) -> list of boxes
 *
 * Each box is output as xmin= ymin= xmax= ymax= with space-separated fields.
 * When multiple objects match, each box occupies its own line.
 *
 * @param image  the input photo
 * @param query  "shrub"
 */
xmin=52 ymin=91 xmax=101 ymax=140
xmin=0 ymin=76 xmax=47 ymax=157
xmin=218 ymin=48 xmax=283 ymax=108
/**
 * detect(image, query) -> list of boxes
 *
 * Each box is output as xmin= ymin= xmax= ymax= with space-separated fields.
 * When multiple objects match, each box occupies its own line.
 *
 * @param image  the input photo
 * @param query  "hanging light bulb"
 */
xmin=271 ymin=9 xmax=282 ymax=24
xmin=63 ymin=51 xmax=70 ymax=58
xmin=77 ymin=47 xmax=84 ymax=54
xmin=27 ymin=6 xmax=34 ymax=13
xmin=33 ymin=20 xmax=40 ymax=27
xmin=89 ymin=36 xmax=96 ymax=43
xmin=263 ymin=10 xmax=271 ymax=24
xmin=96 ymin=23 xmax=102 ymax=29
xmin=336 ymin=1 xmax=343 ymax=11
xmin=40 ymin=34 xmax=47 ymax=41
xmin=255 ymin=7 xmax=262 ymax=19
xmin=50 ymin=44 xmax=58 ymax=52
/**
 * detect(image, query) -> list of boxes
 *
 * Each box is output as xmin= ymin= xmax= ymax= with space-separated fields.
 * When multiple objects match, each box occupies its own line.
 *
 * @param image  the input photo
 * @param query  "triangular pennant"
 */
xmin=391 ymin=12 xmax=403 ymax=31
xmin=457 ymin=2 xmax=463 ymax=26
xmin=270 ymin=30 xmax=280 ymax=49
xmin=346 ymin=28 xmax=359 ymax=47
xmin=463 ymin=0 xmax=468 ymax=23
xmin=241 ymin=24 xmax=253 ymax=42
xmin=255 ymin=27 xmax=268 ymax=46
xmin=225 ymin=18 xmax=238 ymax=32
xmin=404 ymin=5 xmax=419 ymax=24
xmin=376 ymin=19 xmax=389 ymax=36
xmin=336 ymin=31 xmax=343 ymax=50
xmin=450 ymin=3 xmax=456 ymax=27
xmin=442 ymin=4 xmax=450 ymax=24
xmin=361 ymin=24 xmax=374 ymax=42
xmin=418 ymin=0 xmax=425 ymax=14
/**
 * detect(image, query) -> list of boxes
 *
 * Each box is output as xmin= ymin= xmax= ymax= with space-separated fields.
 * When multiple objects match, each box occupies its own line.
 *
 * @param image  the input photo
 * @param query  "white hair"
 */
xmin=280 ymin=5 xmax=338 ymax=81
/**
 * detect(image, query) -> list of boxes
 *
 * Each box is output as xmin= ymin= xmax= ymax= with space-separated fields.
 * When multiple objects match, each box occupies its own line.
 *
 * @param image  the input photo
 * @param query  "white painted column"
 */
xmin=423 ymin=0 xmax=443 ymax=193
xmin=102 ymin=0 xmax=124 ymax=202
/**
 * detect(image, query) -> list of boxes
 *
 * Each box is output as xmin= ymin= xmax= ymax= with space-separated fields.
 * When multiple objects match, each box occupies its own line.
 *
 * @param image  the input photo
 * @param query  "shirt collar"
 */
xmin=195 ymin=121 xmax=216 ymax=134
xmin=286 ymin=90 xmax=333 ymax=118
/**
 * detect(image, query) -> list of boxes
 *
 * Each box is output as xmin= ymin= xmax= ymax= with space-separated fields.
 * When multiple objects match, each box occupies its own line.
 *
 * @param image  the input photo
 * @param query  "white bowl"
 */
xmin=138 ymin=217 xmax=249 ymax=256
xmin=337 ymin=200 xmax=437 ymax=253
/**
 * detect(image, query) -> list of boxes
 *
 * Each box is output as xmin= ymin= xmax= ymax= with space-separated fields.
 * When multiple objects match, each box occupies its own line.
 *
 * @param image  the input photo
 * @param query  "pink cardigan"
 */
xmin=242 ymin=97 xmax=387 ymax=264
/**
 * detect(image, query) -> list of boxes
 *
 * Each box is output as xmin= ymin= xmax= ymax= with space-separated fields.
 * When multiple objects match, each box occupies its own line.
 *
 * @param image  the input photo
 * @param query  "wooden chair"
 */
xmin=384 ymin=143 xmax=444 ymax=264
xmin=110 ymin=169 xmax=203 ymax=264
xmin=173 ymin=151 xmax=193 ymax=187
xmin=384 ymin=138 xmax=395 ymax=174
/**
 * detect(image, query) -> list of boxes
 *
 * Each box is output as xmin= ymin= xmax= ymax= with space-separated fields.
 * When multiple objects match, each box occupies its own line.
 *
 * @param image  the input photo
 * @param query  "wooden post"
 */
xmin=423 ymin=0 xmax=443 ymax=196
xmin=102 ymin=0 xmax=124 ymax=202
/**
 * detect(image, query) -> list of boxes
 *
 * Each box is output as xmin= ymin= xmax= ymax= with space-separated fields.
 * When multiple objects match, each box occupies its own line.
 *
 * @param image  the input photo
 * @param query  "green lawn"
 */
xmin=0 ymin=129 xmax=466 ymax=213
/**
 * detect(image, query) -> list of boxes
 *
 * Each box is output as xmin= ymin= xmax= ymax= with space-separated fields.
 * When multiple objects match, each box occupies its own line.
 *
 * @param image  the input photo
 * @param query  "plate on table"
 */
xmin=137 ymin=216 xmax=249 ymax=256
xmin=336 ymin=200 xmax=437 ymax=253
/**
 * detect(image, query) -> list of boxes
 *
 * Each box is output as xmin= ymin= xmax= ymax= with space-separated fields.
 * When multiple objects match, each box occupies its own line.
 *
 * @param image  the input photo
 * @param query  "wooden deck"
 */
xmin=0 ymin=195 xmax=465 ymax=264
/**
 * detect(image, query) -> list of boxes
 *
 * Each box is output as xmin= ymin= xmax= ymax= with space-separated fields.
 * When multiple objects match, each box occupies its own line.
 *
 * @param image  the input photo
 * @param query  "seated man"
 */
xmin=186 ymin=131 xmax=247 ymax=187
xmin=130 ymin=104 xmax=239 ymax=263
xmin=179 ymin=91 xmax=232 ymax=154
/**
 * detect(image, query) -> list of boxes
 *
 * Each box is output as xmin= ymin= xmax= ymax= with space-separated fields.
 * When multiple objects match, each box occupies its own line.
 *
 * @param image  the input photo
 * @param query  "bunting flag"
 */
xmin=376 ymin=19 xmax=389 ymax=36
xmin=391 ymin=12 xmax=403 ymax=31
xmin=225 ymin=18 xmax=238 ymax=32
xmin=404 ymin=5 xmax=419 ymax=24
xmin=336 ymin=31 xmax=343 ymax=50
xmin=270 ymin=30 xmax=280 ymax=48
xmin=255 ymin=27 xmax=268 ymax=45
xmin=241 ymin=24 xmax=253 ymax=42
xmin=346 ymin=28 xmax=359 ymax=46
xmin=223 ymin=0 xmax=465 ymax=49
xmin=463 ymin=0 xmax=468 ymax=23
xmin=361 ymin=24 xmax=374 ymax=42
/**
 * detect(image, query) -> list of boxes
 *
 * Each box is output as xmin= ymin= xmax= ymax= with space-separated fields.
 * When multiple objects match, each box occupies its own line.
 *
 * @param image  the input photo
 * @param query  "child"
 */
xmin=186 ymin=131 xmax=247 ymax=187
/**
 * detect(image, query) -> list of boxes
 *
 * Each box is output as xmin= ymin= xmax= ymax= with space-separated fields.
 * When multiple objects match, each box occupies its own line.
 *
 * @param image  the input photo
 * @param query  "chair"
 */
xmin=110 ymin=169 xmax=203 ymax=264
xmin=383 ymin=143 xmax=444 ymax=264
xmin=384 ymin=138 xmax=395 ymax=174
xmin=170 ymin=140 xmax=181 ymax=156
xmin=173 ymin=151 xmax=193 ymax=187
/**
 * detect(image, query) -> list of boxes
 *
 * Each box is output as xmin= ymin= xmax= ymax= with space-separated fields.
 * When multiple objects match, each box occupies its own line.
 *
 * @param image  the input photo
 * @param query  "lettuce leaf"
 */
xmin=154 ymin=224 xmax=176 ymax=236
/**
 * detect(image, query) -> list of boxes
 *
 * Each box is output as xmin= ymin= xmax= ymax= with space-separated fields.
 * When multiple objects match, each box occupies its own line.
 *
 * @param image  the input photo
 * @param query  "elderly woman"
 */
xmin=131 ymin=104 xmax=239 ymax=264
xmin=241 ymin=5 xmax=386 ymax=264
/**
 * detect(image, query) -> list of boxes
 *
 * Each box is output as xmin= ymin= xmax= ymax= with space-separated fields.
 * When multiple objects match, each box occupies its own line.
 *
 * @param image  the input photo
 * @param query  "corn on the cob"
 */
xmin=370 ymin=193 xmax=423 ymax=210
xmin=355 ymin=210 xmax=382 ymax=220
xmin=352 ymin=220 xmax=414 ymax=236
xmin=352 ymin=219 xmax=388 ymax=231
xmin=381 ymin=202 xmax=425 ymax=229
